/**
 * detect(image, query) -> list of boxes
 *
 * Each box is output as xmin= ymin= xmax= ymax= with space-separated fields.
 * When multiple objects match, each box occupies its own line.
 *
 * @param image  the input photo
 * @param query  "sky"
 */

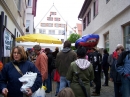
xmin=34 ymin=0 xmax=85 ymax=28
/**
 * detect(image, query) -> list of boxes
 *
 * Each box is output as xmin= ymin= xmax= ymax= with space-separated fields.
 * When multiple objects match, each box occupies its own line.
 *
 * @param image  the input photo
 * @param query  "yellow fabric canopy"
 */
xmin=16 ymin=33 xmax=62 ymax=44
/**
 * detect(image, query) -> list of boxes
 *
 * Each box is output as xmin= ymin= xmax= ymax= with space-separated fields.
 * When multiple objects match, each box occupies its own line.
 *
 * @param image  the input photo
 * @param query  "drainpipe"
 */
xmin=0 ymin=11 xmax=4 ymax=61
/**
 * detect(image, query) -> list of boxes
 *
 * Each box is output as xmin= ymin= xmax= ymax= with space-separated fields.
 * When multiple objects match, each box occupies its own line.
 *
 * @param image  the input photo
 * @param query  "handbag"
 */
xmin=53 ymin=70 xmax=60 ymax=82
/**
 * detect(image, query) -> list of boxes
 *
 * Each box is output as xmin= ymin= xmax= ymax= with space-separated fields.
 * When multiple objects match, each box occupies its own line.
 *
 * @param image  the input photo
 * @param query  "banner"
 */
xmin=4 ymin=28 xmax=11 ymax=57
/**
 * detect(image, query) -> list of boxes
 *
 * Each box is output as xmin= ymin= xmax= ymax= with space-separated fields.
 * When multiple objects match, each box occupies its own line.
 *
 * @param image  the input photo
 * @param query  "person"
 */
xmin=52 ymin=47 xmax=60 ymax=96
xmin=52 ymin=47 xmax=59 ymax=59
xmin=55 ymin=40 xmax=77 ymax=91
xmin=108 ymin=53 xmax=113 ymax=67
xmin=90 ymin=47 xmax=102 ymax=96
xmin=66 ymin=46 xmax=94 ymax=97
xmin=116 ymin=49 xmax=130 ymax=97
xmin=33 ymin=45 xmax=48 ymax=82
xmin=44 ymin=48 xmax=53 ymax=93
xmin=102 ymin=49 xmax=109 ymax=86
xmin=57 ymin=87 xmax=75 ymax=97
xmin=110 ymin=44 xmax=124 ymax=97
xmin=0 ymin=46 xmax=42 ymax=97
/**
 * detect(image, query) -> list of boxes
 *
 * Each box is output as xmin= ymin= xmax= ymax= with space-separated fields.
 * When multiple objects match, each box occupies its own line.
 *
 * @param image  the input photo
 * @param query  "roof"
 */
xmin=78 ymin=0 xmax=92 ymax=19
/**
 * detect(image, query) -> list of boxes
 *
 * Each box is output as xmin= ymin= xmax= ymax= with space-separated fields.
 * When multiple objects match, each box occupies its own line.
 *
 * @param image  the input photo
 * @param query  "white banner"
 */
xmin=4 ymin=28 xmax=11 ymax=57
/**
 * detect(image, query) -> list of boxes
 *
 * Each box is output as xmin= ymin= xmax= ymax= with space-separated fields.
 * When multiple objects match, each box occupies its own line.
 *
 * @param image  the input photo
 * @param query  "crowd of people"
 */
xmin=0 ymin=40 xmax=130 ymax=97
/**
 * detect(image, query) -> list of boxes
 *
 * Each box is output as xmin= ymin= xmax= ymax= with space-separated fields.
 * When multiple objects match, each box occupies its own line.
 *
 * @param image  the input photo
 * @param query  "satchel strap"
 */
xmin=13 ymin=63 xmax=23 ymax=76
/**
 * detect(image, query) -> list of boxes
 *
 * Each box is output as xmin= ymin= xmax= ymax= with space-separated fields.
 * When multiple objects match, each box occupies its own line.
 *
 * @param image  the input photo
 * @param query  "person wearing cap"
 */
xmin=110 ymin=44 xmax=124 ymax=97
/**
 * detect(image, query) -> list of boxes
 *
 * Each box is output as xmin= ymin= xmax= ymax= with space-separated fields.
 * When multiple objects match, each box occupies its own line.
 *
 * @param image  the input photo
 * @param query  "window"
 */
xmin=54 ymin=18 xmax=60 ymax=21
xmin=50 ymin=12 xmax=56 ymax=15
xmin=26 ymin=20 xmax=30 ymax=32
xmin=55 ymin=23 xmax=59 ymax=27
xmin=14 ymin=0 xmax=21 ymax=11
xmin=61 ymin=24 xmax=65 ymax=28
xmin=48 ymin=30 xmax=55 ymax=35
xmin=69 ymin=31 xmax=72 ymax=35
xmin=41 ymin=23 xmax=46 ymax=27
xmin=47 ymin=17 xmax=53 ymax=21
xmin=93 ymin=0 xmax=98 ymax=18
xmin=83 ymin=17 xmax=86 ymax=30
xmin=28 ymin=0 xmax=32 ymax=6
xmin=58 ymin=30 xmax=64 ymax=35
xmin=87 ymin=9 xmax=91 ymax=25
xmin=106 ymin=0 xmax=110 ymax=3
xmin=123 ymin=25 xmax=130 ymax=49
xmin=48 ymin=23 xmax=53 ymax=27
xmin=39 ymin=29 xmax=46 ymax=34
xmin=104 ymin=33 xmax=109 ymax=51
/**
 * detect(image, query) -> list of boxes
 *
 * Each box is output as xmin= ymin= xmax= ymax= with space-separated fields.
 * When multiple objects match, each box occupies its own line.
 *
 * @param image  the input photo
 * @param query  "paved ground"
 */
xmin=46 ymin=78 xmax=114 ymax=97
xmin=0 ymin=78 xmax=114 ymax=97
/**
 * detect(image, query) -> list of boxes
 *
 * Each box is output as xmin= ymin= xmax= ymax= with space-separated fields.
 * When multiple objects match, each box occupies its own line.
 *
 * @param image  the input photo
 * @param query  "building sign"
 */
xmin=4 ymin=28 xmax=11 ymax=57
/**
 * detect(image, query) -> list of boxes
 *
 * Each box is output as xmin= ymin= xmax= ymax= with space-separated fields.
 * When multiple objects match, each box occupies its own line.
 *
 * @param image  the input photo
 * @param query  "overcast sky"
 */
xmin=34 ymin=0 xmax=84 ymax=28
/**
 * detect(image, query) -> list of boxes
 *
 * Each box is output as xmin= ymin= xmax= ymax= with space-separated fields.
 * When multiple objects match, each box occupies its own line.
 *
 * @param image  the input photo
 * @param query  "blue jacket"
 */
xmin=116 ymin=51 xmax=130 ymax=77
xmin=0 ymin=61 xmax=42 ymax=97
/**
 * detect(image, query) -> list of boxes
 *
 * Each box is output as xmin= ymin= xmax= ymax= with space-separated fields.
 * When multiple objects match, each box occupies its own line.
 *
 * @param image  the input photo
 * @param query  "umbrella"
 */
xmin=16 ymin=33 xmax=62 ymax=44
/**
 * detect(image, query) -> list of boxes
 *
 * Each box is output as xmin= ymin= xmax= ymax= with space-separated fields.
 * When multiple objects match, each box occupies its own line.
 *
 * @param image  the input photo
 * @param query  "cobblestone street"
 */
xmin=0 ymin=78 xmax=114 ymax=97
xmin=46 ymin=78 xmax=114 ymax=97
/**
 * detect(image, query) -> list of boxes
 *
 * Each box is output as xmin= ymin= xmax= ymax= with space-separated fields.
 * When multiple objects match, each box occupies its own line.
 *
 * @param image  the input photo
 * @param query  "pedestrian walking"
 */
xmin=44 ymin=48 xmax=53 ymax=93
xmin=0 ymin=46 xmax=42 ymax=97
xmin=116 ymin=49 xmax=130 ymax=97
xmin=90 ymin=47 xmax=102 ymax=96
xmin=102 ymin=49 xmax=109 ymax=86
xmin=55 ymin=41 xmax=77 ymax=91
xmin=110 ymin=44 xmax=124 ymax=97
xmin=66 ymin=46 xmax=94 ymax=97
xmin=33 ymin=45 xmax=48 ymax=82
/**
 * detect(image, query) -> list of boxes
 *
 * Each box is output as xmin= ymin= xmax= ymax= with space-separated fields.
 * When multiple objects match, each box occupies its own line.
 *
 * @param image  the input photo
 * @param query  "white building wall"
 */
xmin=82 ymin=0 xmax=130 ymax=53
xmin=0 ymin=4 xmax=21 ymax=36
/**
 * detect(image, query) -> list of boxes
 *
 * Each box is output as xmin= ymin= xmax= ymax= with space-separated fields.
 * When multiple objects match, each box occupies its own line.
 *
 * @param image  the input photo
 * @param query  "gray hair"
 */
xmin=33 ymin=45 xmax=41 ymax=51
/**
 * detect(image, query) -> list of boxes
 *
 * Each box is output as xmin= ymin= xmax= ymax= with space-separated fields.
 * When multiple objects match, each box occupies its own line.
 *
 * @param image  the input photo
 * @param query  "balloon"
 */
xmin=75 ymin=34 xmax=99 ymax=48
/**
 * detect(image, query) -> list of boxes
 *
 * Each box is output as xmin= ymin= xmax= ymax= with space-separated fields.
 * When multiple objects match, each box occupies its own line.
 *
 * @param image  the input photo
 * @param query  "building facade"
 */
xmin=0 ymin=0 xmax=26 ymax=61
xmin=26 ymin=0 xmax=37 ymax=34
xmin=35 ymin=5 xmax=74 ymax=43
xmin=78 ymin=0 xmax=130 ymax=53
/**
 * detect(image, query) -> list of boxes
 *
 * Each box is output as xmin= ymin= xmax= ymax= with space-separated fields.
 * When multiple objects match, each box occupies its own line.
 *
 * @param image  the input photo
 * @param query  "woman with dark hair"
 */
xmin=66 ymin=46 xmax=94 ymax=97
xmin=44 ymin=48 xmax=53 ymax=93
xmin=102 ymin=49 xmax=109 ymax=86
xmin=52 ymin=47 xmax=60 ymax=96
xmin=0 ymin=46 xmax=42 ymax=97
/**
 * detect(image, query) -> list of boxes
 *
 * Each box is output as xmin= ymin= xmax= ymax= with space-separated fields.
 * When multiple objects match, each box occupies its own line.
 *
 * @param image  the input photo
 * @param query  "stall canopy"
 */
xmin=16 ymin=33 xmax=62 ymax=44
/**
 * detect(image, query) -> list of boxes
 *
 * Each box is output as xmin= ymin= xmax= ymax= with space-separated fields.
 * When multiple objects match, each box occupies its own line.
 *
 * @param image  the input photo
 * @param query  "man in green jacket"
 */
xmin=55 ymin=41 xmax=77 ymax=92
